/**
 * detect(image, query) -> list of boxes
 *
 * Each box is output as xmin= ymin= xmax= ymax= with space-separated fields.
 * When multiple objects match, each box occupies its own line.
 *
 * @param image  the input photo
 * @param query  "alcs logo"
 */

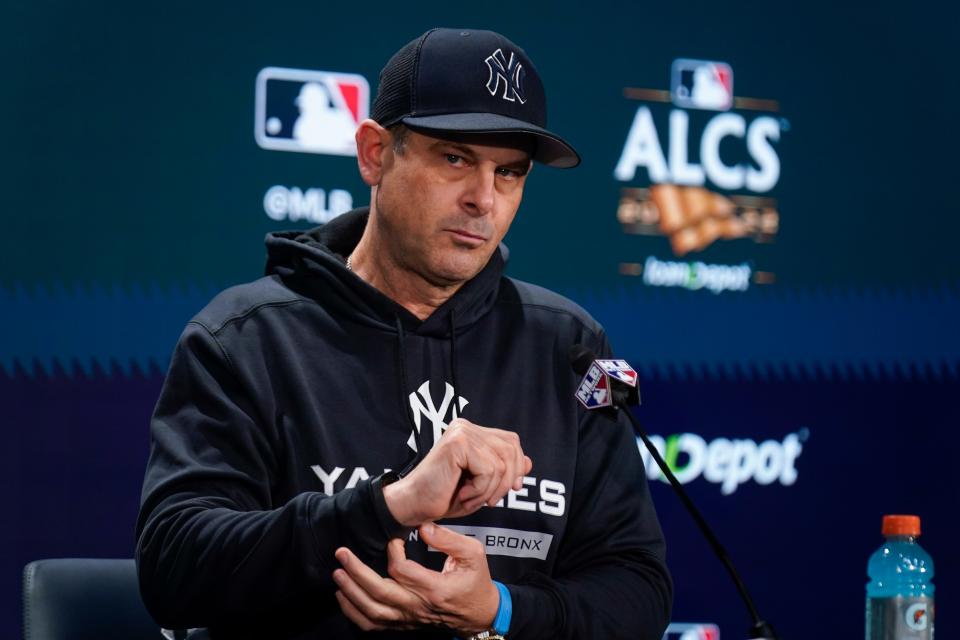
xmin=616 ymin=58 xmax=782 ymax=193
xmin=614 ymin=58 xmax=784 ymax=262
xmin=255 ymin=67 xmax=369 ymax=156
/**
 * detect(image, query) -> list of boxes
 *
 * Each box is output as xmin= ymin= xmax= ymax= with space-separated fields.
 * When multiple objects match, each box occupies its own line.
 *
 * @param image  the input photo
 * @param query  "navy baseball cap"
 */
xmin=371 ymin=28 xmax=580 ymax=168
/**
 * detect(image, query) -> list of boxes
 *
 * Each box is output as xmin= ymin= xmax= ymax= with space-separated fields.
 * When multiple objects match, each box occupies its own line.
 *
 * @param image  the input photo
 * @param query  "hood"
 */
xmin=264 ymin=207 xmax=509 ymax=338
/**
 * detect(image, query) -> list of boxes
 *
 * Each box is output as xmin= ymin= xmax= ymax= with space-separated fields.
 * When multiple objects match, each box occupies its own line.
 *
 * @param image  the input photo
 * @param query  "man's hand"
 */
xmin=383 ymin=418 xmax=533 ymax=526
xmin=334 ymin=522 xmax=499 ymax=635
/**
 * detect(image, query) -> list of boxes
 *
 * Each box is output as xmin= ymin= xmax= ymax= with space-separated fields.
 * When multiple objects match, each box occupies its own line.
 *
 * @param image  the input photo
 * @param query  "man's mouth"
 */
xmin=446 ymin=229 xmax=488 ymax=246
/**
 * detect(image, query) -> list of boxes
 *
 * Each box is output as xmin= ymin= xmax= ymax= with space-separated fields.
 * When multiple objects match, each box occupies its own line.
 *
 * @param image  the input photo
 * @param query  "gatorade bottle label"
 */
xmin=867 ymin=596 xmax=934 ymax=639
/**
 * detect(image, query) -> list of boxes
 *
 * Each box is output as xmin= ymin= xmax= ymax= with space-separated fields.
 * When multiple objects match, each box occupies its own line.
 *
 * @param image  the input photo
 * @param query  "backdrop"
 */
xmin=2 ymin=1 xmax=957 ymax=639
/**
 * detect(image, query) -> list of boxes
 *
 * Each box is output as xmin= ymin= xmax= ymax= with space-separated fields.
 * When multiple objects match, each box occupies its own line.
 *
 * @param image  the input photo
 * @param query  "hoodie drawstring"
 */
xmin=449 ymin=308 xmax=461 ymax=407
xmin=395 ymin=317 xmax=421 ymax=477
xmin=394 ymin=310 xmax=462 ymax=478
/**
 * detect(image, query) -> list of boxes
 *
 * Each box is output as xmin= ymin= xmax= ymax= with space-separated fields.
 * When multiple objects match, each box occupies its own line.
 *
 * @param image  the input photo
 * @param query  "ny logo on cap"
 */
xmin=484 ymin=49 xmax=526 ymax=104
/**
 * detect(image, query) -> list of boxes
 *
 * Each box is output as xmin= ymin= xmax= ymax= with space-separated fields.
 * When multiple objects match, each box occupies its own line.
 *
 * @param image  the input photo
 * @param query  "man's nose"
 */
xmin=461 ymin=167 xmax=496 ymax=216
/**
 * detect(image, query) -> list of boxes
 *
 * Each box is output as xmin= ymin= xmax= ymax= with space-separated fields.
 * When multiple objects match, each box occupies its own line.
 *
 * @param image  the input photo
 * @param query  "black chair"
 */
xmin=22 ymin=558 xmax=162 ymax=640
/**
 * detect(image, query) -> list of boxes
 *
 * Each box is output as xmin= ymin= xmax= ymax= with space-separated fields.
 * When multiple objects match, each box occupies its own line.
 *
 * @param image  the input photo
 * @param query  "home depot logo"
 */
xmin=638 ymin=429 xmax=809 ymax=495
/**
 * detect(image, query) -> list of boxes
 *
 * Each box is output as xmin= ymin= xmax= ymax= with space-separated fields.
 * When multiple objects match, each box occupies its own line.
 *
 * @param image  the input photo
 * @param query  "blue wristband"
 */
xmin=454 ymin=582 xmax=513 ymax=640
xmin=491 ymin=581 xmax=512 ymax=636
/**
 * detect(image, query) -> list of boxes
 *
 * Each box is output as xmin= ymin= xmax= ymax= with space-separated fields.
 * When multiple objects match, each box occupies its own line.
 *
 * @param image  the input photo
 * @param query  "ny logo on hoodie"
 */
xmin=407 ymin=381 xmax=469 ymax=452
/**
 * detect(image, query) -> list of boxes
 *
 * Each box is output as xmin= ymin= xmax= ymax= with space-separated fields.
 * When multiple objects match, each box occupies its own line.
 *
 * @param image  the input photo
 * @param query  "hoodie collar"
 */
xmin=264 ymin=207 xmax=508 ymax=337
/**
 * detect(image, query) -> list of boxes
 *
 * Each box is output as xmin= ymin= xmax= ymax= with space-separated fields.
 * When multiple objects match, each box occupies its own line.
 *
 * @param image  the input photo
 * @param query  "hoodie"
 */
xmin=136 ymin=208 xmax=672 ymax=639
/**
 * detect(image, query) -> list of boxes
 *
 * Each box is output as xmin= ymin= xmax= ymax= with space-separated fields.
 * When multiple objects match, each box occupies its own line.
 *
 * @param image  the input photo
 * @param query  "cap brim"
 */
xmin=401 ymin=113 xmax=581 ymax=169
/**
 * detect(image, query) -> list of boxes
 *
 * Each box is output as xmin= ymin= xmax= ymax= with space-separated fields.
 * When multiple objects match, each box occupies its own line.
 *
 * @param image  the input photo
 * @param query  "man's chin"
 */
xmin=423 ymin=256 xmax=488 ymax=288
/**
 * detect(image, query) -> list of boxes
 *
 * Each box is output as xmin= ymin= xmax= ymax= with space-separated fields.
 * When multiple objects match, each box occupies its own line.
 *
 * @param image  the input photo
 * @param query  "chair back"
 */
xmin=23 ymin=558 xmax=161 ymax=640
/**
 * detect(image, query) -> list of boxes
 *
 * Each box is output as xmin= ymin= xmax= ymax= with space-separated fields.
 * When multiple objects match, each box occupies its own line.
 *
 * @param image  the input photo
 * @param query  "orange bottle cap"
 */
xmin=882 ymin=514 xmax=921 ymax=537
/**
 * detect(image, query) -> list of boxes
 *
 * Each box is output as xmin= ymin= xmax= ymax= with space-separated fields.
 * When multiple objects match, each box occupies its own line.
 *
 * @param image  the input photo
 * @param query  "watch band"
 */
xmin=370 ymin=471 xmax=414 ymax=540
xmin=464 ymin=632 xmax=505 ymax=640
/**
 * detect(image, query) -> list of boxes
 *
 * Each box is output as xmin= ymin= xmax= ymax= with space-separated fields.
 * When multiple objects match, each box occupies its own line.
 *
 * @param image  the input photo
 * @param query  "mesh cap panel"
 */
xmin=371 ymin=32 xmax=429 ymax=126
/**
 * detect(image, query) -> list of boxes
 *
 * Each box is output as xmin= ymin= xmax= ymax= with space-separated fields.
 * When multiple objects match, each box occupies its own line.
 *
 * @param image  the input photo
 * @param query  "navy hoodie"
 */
xmin=136 ymin=208 xmax=672 ymax=639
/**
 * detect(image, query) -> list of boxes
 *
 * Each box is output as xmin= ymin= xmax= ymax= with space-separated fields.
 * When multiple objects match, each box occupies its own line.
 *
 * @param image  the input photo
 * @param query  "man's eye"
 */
xmin=445 ymin=154 xmax=463 ymax=165
xmin=497 ymin=167 xmax=521 ymax=179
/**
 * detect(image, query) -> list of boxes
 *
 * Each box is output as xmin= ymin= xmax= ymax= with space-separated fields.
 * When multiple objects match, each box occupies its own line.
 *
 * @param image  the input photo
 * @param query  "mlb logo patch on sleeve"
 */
xmin=255 ymin=67 xmax=369 ymax=156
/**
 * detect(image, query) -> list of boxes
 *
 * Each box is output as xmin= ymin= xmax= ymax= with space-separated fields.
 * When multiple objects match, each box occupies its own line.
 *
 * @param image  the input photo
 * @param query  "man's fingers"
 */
xmin=334 ymin=547 xmax=413 ymax=608
xmin=486 ymin=428 xmax=528 ymax=494
xmin=434 ymin=419 xmax=534 ymax=518
xmin=487 ymin=462 xmax=515 ymax=507
xmin=418 ymin=522 xmax=485 ymax=561
xmin=480 ymin=436 xmax=521 ymax=507
xmin=516 ymin=455 xmax=533 ymax=490
xmin=464 ymin=429 xmax=518 ymax=504
xmin=384 ymin=538 xmax=428 ymax=585
xmin=498 ymin=429 xmax=527 ymax=483
xmin=333 ymin=568 xmax=405 ymax=628
xmin=335 ymin=547 xmax=386 ymax=593
xmin=461 ymin=447 xmax=501 ymax=506
xmin=387 ymin=536 xmax=441 ymax=587
xmin=387 ymin=537 xmax=408 ymax=562
xmin=457 ymin=435 xmax=528 ymax=511
xmin=482 ymin=453 xmax=510 ymax=507
xmin=335 ymin=589 xmax=382 ymax=632
xmin=334 ymin=546 xmax=431 ymax=631
xmin=457 ymin=482 xmax=490 ymax=514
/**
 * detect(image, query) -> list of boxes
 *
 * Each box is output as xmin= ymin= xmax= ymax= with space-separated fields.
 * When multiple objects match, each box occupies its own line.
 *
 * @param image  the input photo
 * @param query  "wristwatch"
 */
xmin=464 ymin=632 xmax=506 ymax=640
xmin=370 ymin=471 xmax=414 ymax=539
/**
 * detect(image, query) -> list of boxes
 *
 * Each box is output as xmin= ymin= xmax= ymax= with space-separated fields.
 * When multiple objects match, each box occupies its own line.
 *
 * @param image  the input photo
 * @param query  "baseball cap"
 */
xmin=371 ymin=28 xmax=580 ymax=168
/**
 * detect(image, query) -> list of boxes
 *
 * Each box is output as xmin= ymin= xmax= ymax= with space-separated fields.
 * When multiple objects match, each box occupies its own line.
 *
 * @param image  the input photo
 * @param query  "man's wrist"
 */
xmin=379 ymin=473 xmax=422 ymax=527
xmin=461 ymin=580 xmax=511 ymax=640
xmin=371 ymin=472 xmax=417 ymax=538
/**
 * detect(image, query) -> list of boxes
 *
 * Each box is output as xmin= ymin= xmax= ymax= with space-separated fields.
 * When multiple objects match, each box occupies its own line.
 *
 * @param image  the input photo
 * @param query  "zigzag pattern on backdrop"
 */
xmin=569 ymin=283 xmax=960 ymax=382
xmin=0 ymin=281 xmax=222 ymax=379
xmin=2 ymin=282 xmax=959 ymax=382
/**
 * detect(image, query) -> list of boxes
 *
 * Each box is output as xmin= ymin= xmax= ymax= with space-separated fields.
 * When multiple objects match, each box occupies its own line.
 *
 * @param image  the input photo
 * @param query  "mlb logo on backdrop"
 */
xmin=255 ymin=67 xmax=369 ymax=156
xmin=671 ymin=59 xmax=733 ymax=111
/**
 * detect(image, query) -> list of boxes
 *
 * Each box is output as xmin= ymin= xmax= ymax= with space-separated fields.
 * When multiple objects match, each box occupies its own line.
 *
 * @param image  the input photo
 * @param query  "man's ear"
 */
xmin=355 ymin=119 xmax=392 ymax=186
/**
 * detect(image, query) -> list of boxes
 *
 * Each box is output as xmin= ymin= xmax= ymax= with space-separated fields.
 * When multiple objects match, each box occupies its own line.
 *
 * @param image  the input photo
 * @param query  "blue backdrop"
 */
xmin=2 ymin=1 xmax=957 ymax=638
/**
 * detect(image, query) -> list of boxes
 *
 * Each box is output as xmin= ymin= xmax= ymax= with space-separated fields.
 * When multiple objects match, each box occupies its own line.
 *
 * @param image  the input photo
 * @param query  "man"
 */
xmin=137 ymin=28 xmax=672 ymax=639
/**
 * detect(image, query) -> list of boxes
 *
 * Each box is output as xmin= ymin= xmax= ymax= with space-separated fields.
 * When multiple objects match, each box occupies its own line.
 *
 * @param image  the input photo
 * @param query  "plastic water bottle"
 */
xmin=866 ymin=514 xmax=935 ymax=639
